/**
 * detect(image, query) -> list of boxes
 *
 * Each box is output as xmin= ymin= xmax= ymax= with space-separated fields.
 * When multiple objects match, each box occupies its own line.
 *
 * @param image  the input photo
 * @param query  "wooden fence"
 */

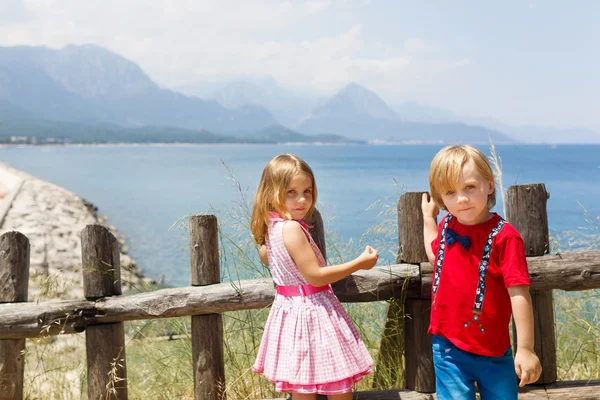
xmin=0 ymin=184 xmax=599 ymax=399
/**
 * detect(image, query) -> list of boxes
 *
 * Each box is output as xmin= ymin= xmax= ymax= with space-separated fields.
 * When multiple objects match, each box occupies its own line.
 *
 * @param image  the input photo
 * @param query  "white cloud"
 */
xmin=0 ymin=1 xmax=469 ymax=94
xmin=0 ymin=0 xmax=31 ymax=23
xmin=403 ymin=38 xmax=438 ymax=53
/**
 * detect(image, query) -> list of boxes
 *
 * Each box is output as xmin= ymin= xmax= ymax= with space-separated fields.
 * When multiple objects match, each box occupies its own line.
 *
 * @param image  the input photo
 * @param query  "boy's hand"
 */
xmin=421 ymin=193 xmax=440 ymax=219
xmin=358 ymin=245 xmax=379 ymax=270
xmin=514 ymin=348 xmax=542 ymax=387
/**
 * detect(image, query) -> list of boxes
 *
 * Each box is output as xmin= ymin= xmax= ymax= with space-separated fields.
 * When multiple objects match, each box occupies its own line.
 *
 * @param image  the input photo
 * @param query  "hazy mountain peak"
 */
xmin=310 ymin=82 xmax=397 ymax=120
xmin=40 ymin=43 xmax=157 ymax=98
xmin=338 ymin=81 xmax=372 ymax=95
xmin=173 ymin=77 xmax=316 ymax=127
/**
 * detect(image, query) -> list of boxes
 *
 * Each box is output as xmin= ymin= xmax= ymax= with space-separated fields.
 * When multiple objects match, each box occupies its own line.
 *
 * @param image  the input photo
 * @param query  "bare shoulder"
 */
xmin=282 ymin=221 xmax=308 ymax=247
xmin=282 ymin=220 xmax=304 ymax=237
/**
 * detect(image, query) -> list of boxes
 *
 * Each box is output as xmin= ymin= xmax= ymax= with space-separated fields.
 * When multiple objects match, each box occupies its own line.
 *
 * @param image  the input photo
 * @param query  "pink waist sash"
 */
xmin=276 ymin=283 xmax=332 ymax=296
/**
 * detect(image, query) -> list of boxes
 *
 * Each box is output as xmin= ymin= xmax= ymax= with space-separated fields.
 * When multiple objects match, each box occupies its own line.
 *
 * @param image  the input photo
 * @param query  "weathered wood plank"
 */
xmin=262 ymin=389 xmax=433 ymax=399
xmin=0 ymin=250 xmax=599 ymax=339
xmin=420 ymin=251 xmax=600 ymax=292
xmin=189 ymin=215 xmax=225 ymax=400
xmin=81 ymin=225 xmax=121 ymax=300
xmin=0 ymin=231 xmax=29 ymax=303
xmin=526 ymin=251 xmax=600 ymax=291
xmin=404 ymin=299 xmax=434 ymax=393
xmin=85 ymin=322 xmax=127 ymax=400
xmin=0 ymin=231 xmax=29 ymax=400
xmin=373 ymin=298 xmax=405 ymax=389
xmin=397 ymin=192 xmax=435 ymax=393
xmin=517 ymin=385 xmax=550 ymax=399
xmin=507 ymin=183 xmax=557 ymax=384
xmin=506 ymin=184 xmax=551 ymax=256
xmin=261 ymin=380 xmax=600 ymax=399
xmin=333 ymin=264 xmax=421 ymax=301
xmin=544 ymin=379 xmax=600 ymax=399
xmin=82 ymin=225 xmax=128 ymax=400
xmin=0 ymin=299 xmax=95 ymax=338
xmin=0 ymin=264 xmax=417 ymax=338
xmin=307 ymin=208 xmax=327 ymax=260
xmin=397 ymin=192 xmax=429 ymax=264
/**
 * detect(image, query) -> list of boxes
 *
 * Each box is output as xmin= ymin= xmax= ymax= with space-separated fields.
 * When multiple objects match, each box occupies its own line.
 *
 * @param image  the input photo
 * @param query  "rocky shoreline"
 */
xmin=0 ymin=162 xmax=149 ymax=300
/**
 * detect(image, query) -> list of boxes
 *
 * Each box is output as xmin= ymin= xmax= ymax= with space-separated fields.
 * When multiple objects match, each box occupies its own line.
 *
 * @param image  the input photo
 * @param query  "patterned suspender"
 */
xmin=432 ymin=214 xmax=452 ymax=301
xmin=432 ymin=214 xmax=506 ymax=332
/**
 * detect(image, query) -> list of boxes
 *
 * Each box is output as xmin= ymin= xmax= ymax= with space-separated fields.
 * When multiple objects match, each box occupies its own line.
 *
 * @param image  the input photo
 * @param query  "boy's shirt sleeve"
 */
xmin=430 ymin=219 xmax=444 ymax=258
xmin=498 ymin=235 xmax=531 ymax=288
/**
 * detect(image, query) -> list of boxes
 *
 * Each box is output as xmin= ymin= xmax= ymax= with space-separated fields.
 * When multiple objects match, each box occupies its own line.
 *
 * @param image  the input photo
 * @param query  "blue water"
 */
xmin=1 ymin=144 xmax=599 ymax=286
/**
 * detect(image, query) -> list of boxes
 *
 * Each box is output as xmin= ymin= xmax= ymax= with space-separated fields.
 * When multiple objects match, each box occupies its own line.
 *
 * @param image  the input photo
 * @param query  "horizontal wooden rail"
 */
xmin=420 ymin=250 xmax=600 ymax=298
xmin=0 ymin=265 xmax=417 ymax=338
xmin=0 ymin=250 xmax=599 ymax=339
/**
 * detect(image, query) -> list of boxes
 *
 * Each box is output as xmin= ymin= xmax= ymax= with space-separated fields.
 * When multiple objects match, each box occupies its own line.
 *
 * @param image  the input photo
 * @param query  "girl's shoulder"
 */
xmin=281 ymin=220 xmax=308 ymax=243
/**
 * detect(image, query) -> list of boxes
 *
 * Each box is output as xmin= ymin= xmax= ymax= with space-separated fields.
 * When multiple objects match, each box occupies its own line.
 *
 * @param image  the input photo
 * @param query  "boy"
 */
xmin=421 ymin=145 xmax=541 ymax=399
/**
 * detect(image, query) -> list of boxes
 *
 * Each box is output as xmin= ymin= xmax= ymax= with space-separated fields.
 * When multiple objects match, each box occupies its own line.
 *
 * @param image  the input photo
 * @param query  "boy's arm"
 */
xmin=421 ymin=193 xmax=439 ymax=265
xmin=508 ymin=285 xmax=542 ymax=387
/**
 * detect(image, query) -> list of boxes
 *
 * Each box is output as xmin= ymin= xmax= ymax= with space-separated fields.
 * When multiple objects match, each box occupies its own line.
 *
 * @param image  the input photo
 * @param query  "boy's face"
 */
xmin=440 ymin=159 xmax=494 ymax=225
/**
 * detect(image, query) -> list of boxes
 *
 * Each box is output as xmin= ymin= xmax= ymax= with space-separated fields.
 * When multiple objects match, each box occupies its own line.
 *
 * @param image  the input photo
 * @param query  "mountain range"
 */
xmin=0 ymin=44 xmax=276 ymax=134
xmin=1 ymin=44 xmax=599 ymax=144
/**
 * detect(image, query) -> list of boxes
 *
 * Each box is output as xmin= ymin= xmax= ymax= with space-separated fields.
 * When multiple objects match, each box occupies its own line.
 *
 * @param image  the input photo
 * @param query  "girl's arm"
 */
xmin=283 ymin=221 xmax=378 ymax=287
xmin=421 ymin=193 xmax=439 ymax=265
xmin=508 ymin=285 xmax=542 ymax=387
xmin=259 ymin=245 xmax=268 ymax=265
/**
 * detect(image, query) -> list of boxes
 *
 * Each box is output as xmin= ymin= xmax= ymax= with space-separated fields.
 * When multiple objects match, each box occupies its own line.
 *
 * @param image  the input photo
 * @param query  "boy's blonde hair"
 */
xmin=250 ymin=154 xmax=317 ymax=245
xmin=429 ymin=145 xmax=496 ymax=211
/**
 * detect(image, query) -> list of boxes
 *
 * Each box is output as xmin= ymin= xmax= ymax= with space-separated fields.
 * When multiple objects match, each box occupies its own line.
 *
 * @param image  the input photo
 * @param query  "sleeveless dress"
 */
xmin=252 ymin=213 xmax=373 ymax=394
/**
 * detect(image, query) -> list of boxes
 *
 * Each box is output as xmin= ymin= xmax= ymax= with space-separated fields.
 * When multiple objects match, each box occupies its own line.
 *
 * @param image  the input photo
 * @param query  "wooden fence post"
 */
xmin=189 ymin=215 xmax=225 ymax=400
xmin=307 ymin=208 xmax=326 ymax=260
xmin=374 ymin=192 xmax=435 ymax=392
xmin=82 ymin=225 xmax=128 ymax=399
xmin=399 ymin=192 xmax=435 ymax=393
xmin=506 ymin=183 xmax=557 ymax=384
xmin=0 ymin=232 xmax=29 ymax=400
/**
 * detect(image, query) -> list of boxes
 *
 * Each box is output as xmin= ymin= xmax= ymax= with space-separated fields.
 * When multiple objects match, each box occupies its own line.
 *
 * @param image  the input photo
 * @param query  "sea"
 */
xmin=1 ymin=143 xmax=598 ymax=286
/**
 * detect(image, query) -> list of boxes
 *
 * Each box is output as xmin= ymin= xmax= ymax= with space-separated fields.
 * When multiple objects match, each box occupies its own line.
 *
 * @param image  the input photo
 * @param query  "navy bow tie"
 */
xmin=445 ymin=228 xmax=471 ymax=250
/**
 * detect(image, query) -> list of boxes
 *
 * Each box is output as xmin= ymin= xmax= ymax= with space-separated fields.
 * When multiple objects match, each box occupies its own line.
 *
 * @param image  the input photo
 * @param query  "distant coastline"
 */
xmin=4 ymin=141 xmax=600 ymax=148
xmin=0 ymin=162 xmax=148 ymax=300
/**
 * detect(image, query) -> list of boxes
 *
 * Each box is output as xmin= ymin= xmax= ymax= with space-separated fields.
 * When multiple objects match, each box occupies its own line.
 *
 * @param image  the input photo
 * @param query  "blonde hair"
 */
xmin=250 ymin=154 xmax=317 ymax=245
xmin=429 ymin=145 xmax=496 ymax=211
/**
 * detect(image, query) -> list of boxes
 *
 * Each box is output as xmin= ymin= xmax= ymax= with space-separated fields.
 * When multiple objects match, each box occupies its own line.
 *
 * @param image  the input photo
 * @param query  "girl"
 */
xmin=251 ymin=154 xmax=378 ymax=399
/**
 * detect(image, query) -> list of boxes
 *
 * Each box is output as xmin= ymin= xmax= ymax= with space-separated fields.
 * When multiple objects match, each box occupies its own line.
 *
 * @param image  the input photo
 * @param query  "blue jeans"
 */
xmin=432 ymin=335 xmax=518 ymax=400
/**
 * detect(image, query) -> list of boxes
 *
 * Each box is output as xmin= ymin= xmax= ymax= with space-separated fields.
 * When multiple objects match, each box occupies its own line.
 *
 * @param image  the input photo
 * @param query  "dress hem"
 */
xmin=254 ymin=366 xmax=373 ymax=394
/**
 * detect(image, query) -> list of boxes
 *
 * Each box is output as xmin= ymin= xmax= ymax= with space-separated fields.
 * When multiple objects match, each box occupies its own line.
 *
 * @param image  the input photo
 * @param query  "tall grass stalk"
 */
xmin=488 ymin=139 xmax=507 ymax=218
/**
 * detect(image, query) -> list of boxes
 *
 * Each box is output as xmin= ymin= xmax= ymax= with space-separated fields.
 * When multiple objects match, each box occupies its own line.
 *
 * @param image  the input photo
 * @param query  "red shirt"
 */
xmin=428 ymin=213 xmax=530 ymax=357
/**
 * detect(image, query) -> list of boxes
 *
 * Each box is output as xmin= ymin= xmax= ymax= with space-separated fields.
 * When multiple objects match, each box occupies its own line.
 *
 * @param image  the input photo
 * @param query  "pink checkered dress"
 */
xmin=252 ymin=215 xmax=373 ymax=394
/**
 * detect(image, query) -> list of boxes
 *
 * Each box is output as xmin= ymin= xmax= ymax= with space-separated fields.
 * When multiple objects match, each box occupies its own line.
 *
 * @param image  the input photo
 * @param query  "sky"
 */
xmin=0 ymin=0 xmax=598 ymax=131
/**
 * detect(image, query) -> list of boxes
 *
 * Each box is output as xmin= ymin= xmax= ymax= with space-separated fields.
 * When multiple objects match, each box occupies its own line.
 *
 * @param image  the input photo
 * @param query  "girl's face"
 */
xmin=285 ymin=173 xmax=313 ymax=221
xmin=441 ymin=159 xmax=494 ymax=225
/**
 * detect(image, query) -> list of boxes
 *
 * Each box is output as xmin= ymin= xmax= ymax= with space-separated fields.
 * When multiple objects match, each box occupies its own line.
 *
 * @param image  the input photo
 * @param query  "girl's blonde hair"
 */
xmin=429 ymin=145 xmax=496 ymax=211
xmin=250 ymin=154 xmax=317 ymax=245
